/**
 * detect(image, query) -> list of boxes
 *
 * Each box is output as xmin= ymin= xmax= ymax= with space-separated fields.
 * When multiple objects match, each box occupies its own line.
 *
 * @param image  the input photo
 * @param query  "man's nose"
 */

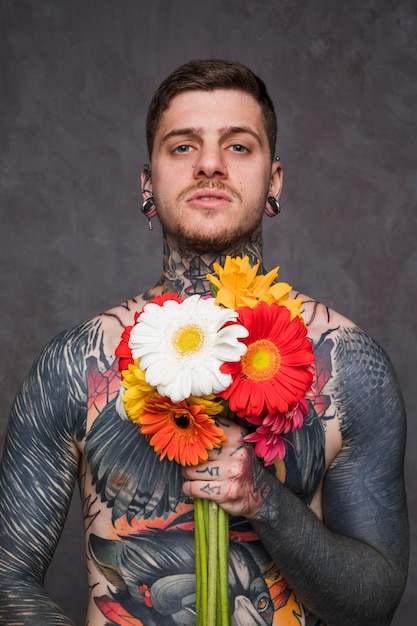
xmin=192 ymin=146 xmax=228 ymax=178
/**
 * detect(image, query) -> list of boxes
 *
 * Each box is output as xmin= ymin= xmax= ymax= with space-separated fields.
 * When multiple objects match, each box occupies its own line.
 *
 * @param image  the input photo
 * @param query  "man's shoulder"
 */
xmin=294 ymin=291 xmax=391 ymax=372
xmin=56 ymin=297 xmax=145 ymax=346
xmin=293 ymin=291 xmax=357 ymax=342
xmin=294 ymin=292 xmax=405 ymax=443
xmin=31 ymin=297 xmax=143 ymax=377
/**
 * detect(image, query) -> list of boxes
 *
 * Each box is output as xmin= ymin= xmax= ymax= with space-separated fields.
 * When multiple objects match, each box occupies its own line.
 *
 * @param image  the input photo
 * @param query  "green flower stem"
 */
xmin=218 ymin=505 xmax=231 ymax=625
xmin=195 ymin=498 xmax=231 ymax=625
xmin=195 ymin=498 xmax=208 ymax=625
xmin=207 ymin=499 xmax=219 ymax=626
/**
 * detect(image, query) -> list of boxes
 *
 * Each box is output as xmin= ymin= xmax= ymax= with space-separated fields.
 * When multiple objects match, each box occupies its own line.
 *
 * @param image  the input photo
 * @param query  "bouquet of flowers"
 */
xmin=115 ymin=256 xmax=315 ymax=626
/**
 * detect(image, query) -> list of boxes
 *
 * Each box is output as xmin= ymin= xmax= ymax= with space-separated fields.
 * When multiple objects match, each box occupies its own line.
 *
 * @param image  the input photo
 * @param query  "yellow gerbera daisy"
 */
xmin=120 ymin=359 xmax=156 ymax=423
xmin=206 ymin=255 xmax=302 ymax=319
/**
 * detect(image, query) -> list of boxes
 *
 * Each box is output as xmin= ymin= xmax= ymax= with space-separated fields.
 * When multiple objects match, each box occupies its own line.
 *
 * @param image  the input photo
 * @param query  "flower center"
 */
xmin=241 ymin=339 xmax=281 ymax=382
xmin=174 ymin=412 xmax=191 ymax=429
xmin=174 ymin=325 xmax=204 ymax=354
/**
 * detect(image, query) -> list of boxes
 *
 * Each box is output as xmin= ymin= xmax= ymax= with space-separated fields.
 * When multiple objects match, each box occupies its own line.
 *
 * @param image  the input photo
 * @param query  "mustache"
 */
xmin=177 ymin=180 xmax=242 ymax=203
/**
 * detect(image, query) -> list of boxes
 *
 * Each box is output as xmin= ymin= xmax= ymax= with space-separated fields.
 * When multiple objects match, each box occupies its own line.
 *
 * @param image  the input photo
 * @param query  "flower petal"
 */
xmin=127 ymin=294 xmax=246 ymax=402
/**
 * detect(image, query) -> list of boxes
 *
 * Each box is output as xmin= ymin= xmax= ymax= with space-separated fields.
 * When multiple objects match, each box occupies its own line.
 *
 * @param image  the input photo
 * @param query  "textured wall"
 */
xmin=0 ymin=1 xmax=415 ymax=624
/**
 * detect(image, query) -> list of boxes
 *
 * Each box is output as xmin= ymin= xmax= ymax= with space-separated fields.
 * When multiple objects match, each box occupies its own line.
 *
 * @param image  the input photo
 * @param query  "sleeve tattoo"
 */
xmin=249 ymin=327 xmax=409 ymax=625
xmin=0 ymin=321 xmax=102 ymax=625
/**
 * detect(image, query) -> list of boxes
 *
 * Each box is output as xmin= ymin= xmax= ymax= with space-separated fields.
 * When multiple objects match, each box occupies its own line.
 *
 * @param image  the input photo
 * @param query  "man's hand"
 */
xmin=182 ymin=419 xmax=271 ymax=518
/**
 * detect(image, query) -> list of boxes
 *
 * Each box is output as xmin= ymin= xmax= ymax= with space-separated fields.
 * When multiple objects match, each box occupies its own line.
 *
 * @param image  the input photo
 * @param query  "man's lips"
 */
xmin=187 ymin=189 xmax=232 ymax=203
xmin=186 ymin=189 xmax=232 ymax=209
xmin=177 ymin=181 xmax=242 ymax=207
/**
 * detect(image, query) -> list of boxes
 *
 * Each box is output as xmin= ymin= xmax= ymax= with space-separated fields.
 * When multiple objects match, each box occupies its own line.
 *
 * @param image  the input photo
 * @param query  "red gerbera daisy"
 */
xmin=115 ymin=312 xmax=140 ymax=373
xmin=220 ymin=302 xmax=315 ymax=417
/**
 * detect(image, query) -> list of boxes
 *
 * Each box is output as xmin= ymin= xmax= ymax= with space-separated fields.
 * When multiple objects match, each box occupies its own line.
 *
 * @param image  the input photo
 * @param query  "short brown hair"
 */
xmin=146 ymin=59 xmax=277 ymax=159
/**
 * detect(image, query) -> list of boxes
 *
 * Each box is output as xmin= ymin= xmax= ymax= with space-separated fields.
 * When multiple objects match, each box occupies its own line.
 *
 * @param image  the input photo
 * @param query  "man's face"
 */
xmin=146 ymin=89 xmax=281 ymax=252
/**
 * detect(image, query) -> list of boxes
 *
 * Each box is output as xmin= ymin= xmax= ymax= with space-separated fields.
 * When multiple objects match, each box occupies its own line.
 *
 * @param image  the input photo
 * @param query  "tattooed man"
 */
xmin=0 ymin=60 xmax=409 ymax=626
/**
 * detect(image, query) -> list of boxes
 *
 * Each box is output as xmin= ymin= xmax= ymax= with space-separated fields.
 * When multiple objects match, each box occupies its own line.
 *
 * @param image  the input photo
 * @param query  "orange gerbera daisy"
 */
xmin=138 ymin=394 xmax=227 ymax=466
xmin=206 ymin=255 xmax=302 ymax=320
xmin=220 ymin=302 xmax=315 ymax=417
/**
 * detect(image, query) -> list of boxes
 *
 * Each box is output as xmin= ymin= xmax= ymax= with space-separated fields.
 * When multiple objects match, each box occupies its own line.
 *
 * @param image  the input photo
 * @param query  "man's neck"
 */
xmin=146 ymin=232 xmax=265 ymax=300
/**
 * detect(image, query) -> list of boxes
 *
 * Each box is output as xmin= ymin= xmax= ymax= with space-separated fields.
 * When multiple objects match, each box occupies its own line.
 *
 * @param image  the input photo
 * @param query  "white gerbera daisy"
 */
xmin=128 ymin=295 xmax=248 ymax=403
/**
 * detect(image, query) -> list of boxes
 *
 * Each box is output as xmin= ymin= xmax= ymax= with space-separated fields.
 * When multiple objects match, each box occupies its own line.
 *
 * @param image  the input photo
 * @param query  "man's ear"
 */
xmin=264 ymin=159 xmax=283 ymax=217
xmin=269 ymin=158 xmax=283 ymax=199
xmin=140 ymin=164 xmax=157 ymax=220
xmin=140 ymin=164 xmax=153 ymax=201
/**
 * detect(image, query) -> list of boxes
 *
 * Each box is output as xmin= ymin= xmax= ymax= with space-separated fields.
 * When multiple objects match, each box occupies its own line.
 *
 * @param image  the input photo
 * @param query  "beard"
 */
xmin=173 ymin=218 xmax=247 ymax=254
xmin=154 ymin=180 xmax=263 ymax=254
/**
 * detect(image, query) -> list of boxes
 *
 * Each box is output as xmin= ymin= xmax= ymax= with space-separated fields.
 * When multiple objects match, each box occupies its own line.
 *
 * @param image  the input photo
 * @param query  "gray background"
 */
xmin=0 ymin=0 xmax=415 ymax=623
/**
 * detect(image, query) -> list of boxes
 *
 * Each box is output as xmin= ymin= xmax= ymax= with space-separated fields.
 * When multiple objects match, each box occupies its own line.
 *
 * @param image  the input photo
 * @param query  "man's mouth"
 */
xmin=189 ymin=189 xmax=231 ymax=202
xmin=177 ymin=181 xmax=242 ymax=206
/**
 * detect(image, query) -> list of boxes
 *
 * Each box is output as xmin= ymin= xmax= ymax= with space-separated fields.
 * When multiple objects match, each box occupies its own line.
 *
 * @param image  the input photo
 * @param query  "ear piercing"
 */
xmin=267 ymin=196 xmax=281 ymax=215
xmin=141 ymin=197 xmax=155 ymax=230
xmin=141 ymin=164 xmax=155 ymax=230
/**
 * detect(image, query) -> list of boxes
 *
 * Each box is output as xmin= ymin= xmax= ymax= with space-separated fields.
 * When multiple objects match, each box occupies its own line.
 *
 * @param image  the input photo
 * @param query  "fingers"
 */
xmin=182 ymin=438 xmax=254 ymax=514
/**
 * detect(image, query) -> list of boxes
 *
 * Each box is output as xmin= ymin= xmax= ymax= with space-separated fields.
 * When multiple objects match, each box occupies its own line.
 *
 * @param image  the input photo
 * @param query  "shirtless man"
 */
xmin=0 ymin=59 xmax=409 ymax=625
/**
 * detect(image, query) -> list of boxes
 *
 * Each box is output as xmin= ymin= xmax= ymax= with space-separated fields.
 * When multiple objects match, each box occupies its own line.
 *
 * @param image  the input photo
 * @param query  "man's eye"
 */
xmin=230 ymin=144 xmax=247 ymax=152
xmin=175 ymin=145 xmax=193 ymax=153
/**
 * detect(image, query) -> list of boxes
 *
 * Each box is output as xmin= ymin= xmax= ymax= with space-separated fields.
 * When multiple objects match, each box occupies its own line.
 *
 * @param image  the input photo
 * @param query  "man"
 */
xmin=0 ymin=59 xmax=409 ymax=625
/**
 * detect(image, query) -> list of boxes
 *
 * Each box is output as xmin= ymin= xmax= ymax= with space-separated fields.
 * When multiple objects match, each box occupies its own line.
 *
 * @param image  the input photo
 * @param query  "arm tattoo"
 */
xmin=0 ymin=320 xmax=106 ymax=624
xmin=249 ymin=327 xmax=408 ymax=625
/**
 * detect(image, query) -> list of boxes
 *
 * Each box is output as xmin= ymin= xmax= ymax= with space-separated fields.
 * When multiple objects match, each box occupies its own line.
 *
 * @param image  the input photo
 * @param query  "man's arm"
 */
xmin=183 ymin=326 xmax=409 ymax=625
xmin=0 ymin=329 xmax=86 ymax=625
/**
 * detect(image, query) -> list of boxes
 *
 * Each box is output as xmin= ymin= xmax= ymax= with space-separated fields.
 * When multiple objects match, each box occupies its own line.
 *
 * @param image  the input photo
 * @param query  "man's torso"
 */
xmin=67 ymin=294 xmax=351 ymax=625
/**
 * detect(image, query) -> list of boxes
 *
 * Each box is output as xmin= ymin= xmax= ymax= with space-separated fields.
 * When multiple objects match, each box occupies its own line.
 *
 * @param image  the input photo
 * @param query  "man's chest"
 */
xmin=80 ymin=354 xmax=333 ymax=528
xmin=79 ymin=353 xmax=334 ymax=626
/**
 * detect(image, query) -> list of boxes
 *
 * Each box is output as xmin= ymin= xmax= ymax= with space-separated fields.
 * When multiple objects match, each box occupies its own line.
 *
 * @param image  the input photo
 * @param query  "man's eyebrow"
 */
xmin=160 ymin=128 xmax=202 ymax=144
xmin=160 ymin=125 xmax=264 ymax=146
xmin=220 ymin=126 xmax=264 ymax=146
